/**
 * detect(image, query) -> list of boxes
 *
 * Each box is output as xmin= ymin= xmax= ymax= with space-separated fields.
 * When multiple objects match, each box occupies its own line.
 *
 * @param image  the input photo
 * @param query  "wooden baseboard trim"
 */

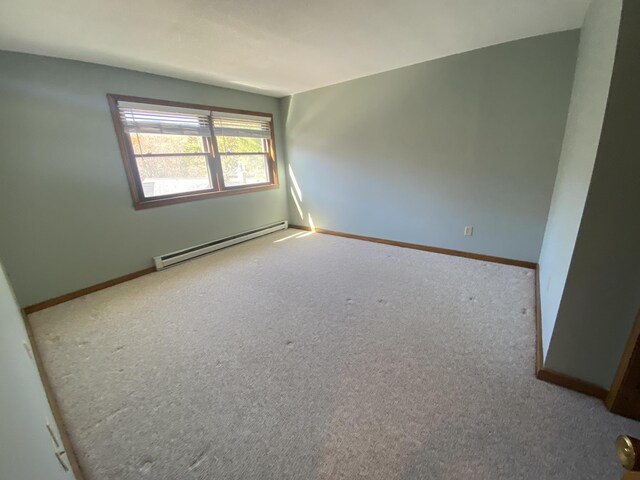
xmin=24 ymin=267 xmax=155 ymax=314
xmin=606 ymin=309 xmax=640 ymax=413
xmin=288 ymin=225 xmax=537 ymax=269
xmin=25 ymin=227 xmax=534 ymax=314
xmin=533 ymin=265 xmax=609 ymax=400
xmin=22 ymin=311 xmax=85 ymax=479
xmin=535 ymin=265 xmax=544 ymax=376
xmin=536 ymin=368 xmax=609 ymax=400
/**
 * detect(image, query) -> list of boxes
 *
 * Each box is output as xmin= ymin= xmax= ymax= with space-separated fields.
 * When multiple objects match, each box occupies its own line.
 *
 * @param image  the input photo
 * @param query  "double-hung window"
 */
xmin=108 ymin=94 xmax=278 ymax=209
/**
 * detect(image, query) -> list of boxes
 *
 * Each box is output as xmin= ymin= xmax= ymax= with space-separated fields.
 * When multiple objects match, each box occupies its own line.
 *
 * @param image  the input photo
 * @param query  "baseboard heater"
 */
xmin=153 ymin=220 xmax=288 ymax=270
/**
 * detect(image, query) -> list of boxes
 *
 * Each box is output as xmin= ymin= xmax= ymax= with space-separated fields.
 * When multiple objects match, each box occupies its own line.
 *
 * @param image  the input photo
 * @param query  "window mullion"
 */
xmin=207 ymin=114 xmax=225 ymax=191
xmin=265 ymin=137 xmax=276 ymax=184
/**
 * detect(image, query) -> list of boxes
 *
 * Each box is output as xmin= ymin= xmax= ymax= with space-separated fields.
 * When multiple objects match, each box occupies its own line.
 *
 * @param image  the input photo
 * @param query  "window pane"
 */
xmin=136 ymin=155 xmax=213 ymax=197
xmin=129 ymin=133 xmax=206 ymax=155
xmin=221 ymin=154 xmax=269 ymax=187
xmin=216 ymin=136 xmax=265 ymax=154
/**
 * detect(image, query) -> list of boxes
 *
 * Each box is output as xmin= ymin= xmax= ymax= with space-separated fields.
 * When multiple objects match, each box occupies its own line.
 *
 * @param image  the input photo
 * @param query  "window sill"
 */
xmin=133 ymin=183 xmax=279 ymax=210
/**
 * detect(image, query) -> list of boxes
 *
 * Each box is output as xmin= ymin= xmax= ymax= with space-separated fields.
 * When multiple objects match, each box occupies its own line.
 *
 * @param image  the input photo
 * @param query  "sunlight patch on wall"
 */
xmin=288 ymin=163 xmax=316 ymax=237
xmin=291 ymin=187 xmax=304 ymax=220
xmin=288 ymin=164 xmax=302 ymax=202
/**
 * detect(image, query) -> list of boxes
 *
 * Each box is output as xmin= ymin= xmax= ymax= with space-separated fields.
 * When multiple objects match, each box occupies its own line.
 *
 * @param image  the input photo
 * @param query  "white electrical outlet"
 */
xmin=464 ymin=226 xmax=473 ymax=236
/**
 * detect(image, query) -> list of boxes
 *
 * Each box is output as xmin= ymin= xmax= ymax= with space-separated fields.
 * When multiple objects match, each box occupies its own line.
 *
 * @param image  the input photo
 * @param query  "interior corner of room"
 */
xmin=1 ymin=0 xmax=639 ymax=478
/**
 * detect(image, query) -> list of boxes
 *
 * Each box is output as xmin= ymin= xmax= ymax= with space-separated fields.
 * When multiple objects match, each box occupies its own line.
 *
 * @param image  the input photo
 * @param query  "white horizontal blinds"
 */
xmin=212 ymin=112 xmax=272 ymax=139
xmin=118 ymin=101 xmax=211 ymax=137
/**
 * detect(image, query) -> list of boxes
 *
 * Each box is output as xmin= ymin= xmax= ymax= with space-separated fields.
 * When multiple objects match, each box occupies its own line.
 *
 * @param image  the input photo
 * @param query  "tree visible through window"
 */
xmin=108 ymin=94 xmax=278 ymax=209
xmin=217 ymin=136 xmax=270 ymax=187
xmin=131 ymin=133 xmax=212 ymax=197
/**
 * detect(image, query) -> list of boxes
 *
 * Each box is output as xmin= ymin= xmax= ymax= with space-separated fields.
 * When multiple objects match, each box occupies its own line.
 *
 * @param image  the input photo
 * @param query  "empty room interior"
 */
xmin=1 ymin=0 xmax=640 ymax=479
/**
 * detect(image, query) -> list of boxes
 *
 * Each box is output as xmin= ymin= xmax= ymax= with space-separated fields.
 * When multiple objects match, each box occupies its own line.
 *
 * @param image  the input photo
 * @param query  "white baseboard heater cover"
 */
xmin=154 ymin=220 xmax=288 ymax=270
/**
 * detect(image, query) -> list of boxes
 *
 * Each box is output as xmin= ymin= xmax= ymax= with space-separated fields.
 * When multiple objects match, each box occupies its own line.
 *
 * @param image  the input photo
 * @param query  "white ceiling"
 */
xmin=0 ymin=0 xmax=590 ymax=97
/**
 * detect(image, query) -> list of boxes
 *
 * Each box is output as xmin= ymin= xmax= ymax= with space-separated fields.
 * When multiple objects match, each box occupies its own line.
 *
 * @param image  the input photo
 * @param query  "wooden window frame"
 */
xmin=107 ymin=93 xmax=279 ymax=210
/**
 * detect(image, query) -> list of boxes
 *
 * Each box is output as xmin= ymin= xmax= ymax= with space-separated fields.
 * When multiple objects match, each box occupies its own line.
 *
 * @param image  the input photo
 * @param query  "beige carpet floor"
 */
xmin=30 ymin=229 xmax=640 ymax=479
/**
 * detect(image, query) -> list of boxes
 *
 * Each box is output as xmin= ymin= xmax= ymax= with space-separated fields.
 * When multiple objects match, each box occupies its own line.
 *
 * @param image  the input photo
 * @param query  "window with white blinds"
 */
xmin=212 ymin=115 xmax=272 ymax=139
xmin=108 ymin=95 xmax=278 ymax=209
xmin=119 ymin=104 xmax=212 ymax=137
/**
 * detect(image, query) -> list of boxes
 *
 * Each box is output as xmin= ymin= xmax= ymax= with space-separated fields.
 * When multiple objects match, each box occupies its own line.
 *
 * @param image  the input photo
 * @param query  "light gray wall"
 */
xmin=538 ymin=0 xmax=622 ymax=360
xmin=280 ymin=31 xmax=579 ymax=263
xmin=544 ymin=0 xmax=640 ymax=388
xmin=0 ymin=52 xmax=288 ymax=307
xmin=0 ymin=261 xmax=75 ymax=480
